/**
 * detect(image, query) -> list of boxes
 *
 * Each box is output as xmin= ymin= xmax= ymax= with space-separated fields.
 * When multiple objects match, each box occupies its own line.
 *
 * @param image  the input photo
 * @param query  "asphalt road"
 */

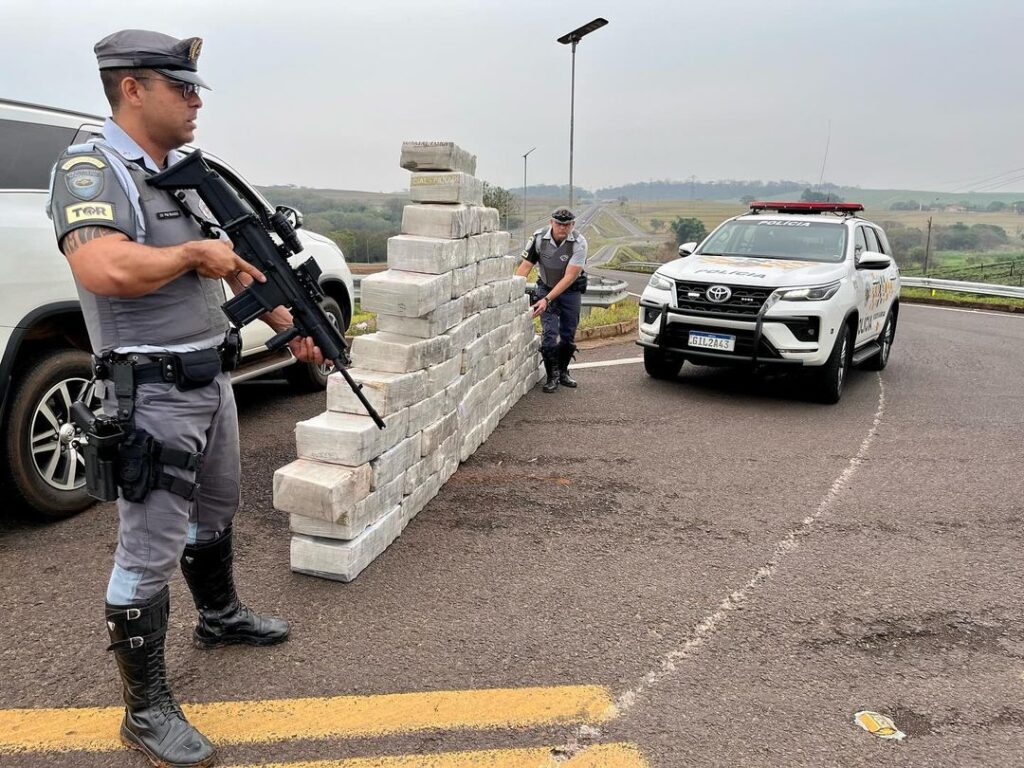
xmin=1 ymin=302 xmax=1022 ymax=767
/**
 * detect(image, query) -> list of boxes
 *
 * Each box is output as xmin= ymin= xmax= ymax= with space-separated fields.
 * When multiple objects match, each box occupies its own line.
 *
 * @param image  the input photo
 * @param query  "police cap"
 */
xmin=551 ymin=207 xmax=576 ymax=223
xmin=94 ymin=29 xmax=210 ymax=89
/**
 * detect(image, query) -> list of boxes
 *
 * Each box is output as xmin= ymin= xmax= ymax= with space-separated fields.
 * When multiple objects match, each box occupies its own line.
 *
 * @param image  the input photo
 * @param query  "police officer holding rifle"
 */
xmin=48 ymin=30 xmax=333 ymax=767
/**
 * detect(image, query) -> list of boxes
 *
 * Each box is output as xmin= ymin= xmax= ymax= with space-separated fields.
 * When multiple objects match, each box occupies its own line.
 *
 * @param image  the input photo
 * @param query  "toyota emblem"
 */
xmin=706 ymin=285 xmax=732 ymax=303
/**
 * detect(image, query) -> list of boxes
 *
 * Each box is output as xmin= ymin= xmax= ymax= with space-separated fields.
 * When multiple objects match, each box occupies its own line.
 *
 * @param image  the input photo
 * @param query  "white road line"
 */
xmin=573 ymin=357 xmax=644 ymax=370
xmin=556 ymin=376 xmax=888 ymax=759
xmin=904 ymin=302 xmax=1024 ymax=319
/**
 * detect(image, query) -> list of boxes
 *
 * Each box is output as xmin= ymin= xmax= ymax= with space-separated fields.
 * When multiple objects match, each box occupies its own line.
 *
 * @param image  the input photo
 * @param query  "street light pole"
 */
xmin=522 ymin=146 xmax=536 ymax=248
xmin=558 ymin=17 xmax=608 ymax=212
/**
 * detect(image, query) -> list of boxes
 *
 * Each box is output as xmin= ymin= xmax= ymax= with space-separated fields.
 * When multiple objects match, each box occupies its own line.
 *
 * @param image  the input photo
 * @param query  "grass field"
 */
xmin=616 ymin=199 xmax=1024 ymax=239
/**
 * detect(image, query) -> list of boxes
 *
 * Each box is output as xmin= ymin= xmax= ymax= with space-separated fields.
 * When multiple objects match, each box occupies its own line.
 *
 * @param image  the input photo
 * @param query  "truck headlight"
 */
xmin=776 ymin=282 xmax=841 ymax=302
xmin=647 ymin=272 xmax=674 ymax=291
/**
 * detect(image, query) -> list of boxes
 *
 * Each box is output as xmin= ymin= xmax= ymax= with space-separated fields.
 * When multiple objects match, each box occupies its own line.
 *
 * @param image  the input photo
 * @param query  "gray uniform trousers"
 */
xmin=104 ymin=372 xmax=240 ymax=603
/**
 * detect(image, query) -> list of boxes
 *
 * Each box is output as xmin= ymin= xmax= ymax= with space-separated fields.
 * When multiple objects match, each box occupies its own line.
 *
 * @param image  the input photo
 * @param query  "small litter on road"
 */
xmin=854 ymin=710 xmax=906 ymax=741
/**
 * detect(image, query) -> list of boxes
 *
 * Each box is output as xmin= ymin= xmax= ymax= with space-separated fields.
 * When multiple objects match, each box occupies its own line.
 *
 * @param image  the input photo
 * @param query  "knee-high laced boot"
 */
xmin=557 ymin=342 xmax=578 ymax=388
xmin=541 ymin=347 xmax=560 ymax=393
xmin=180 ymin=528 xmax=289 ymax=649
xmin=106 ymin=586 xmax=215 ymax=768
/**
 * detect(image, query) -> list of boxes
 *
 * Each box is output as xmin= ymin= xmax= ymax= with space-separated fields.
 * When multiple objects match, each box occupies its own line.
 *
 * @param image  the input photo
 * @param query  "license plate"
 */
xmin=688 ymin=331 xmax=736 ymax=352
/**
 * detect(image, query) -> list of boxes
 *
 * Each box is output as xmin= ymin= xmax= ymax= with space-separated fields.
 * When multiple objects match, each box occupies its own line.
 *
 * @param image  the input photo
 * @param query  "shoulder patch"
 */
xmin=65 ymin=202 xmax=115 ymax=225
xmin=60 ymin=155 xmax=106 ymax=171
xmin=64 ymin=165 xmax=105 ymax=201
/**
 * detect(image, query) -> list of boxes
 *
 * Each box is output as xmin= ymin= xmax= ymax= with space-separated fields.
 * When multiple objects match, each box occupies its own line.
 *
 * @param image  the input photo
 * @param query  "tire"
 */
xmin=3 ymin=348 xmax=100 ymax=520
xmin=643 ymin=347 xmax=684 ymax=380
xmin=285 ymin=296 xmax=348 ymax=391
xmin=811 ymin=323 xmax=851 ymax=404
xmin=861 ymin=308 xmax=896 ymax=371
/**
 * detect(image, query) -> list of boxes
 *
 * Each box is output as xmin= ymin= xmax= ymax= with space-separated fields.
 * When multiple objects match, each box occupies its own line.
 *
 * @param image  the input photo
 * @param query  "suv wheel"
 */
xmin=643 ymin=347 xmax=684 ymax=380
xmin=861 ymin=309 xmax=895 ymax=371
xmin=812 ymin=323 xmax=851 ymax=404
xmin=285 ymin=296 xmax=348 ymax=391
xmin=4 ymin=349 xmax=100 ymax=519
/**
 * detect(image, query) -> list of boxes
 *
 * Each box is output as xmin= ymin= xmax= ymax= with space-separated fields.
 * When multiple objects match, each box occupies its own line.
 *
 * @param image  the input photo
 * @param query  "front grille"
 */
xmin=661 ymin=320 xmax=782 ymax=359
xmin=674 ymin=281 xmax=775 ymax=318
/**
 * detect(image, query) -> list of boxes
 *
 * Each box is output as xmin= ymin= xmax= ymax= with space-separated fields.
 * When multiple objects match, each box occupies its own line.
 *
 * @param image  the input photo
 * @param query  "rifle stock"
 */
xmin=149 ymin=151 xmax=385 ymax=429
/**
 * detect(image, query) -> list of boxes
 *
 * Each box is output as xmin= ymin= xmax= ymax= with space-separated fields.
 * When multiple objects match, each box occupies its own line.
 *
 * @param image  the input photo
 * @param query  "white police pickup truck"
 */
xmin=638 ymin=201 xmax=900 ymax=403
xmin=1 ymin=98 xmax=355 ymax=520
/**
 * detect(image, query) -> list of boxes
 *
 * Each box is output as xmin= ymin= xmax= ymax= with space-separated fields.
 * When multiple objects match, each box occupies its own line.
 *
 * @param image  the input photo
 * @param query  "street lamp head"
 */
xmin=557 ymin=17 xmax=608 ymax=45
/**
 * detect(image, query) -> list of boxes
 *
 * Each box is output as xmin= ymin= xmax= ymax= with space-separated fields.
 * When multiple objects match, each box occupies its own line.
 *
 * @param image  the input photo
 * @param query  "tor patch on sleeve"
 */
xmin=65 ymin=202 xmax=116 ymax=225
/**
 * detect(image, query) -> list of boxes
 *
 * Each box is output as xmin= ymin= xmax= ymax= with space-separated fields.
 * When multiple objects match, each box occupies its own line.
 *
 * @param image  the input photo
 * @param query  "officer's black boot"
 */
xmin=106 ymin=586 xmax=216 ymax=768
xmin=180 ymin=527 xmax=289 ymax=649
xmin=541 ymin=347 xmax=560 ymax=393
xmin=557 ymin=342 xmax=578 ymax=388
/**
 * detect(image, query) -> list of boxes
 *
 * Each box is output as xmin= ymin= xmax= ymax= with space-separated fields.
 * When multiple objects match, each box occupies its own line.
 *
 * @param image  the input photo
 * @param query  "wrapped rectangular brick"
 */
xmin=443 ymin=314 xmax=481 ymax=351
xmin=410 ymin=171 xmax=484 ymax=206
xmin=296 ymin=410 xmax=408 ymax=467
xmin=424 ymin=355 xmax=462 ymax=395
xmin=404 ymin=457 xmax=430 ymax=496
xmin=377 ymin=297 xmax=464 ymax=339
xmin=402 ymin=204 xmax=478 ymax=239
xmin=360 ymin=270 xmax=452 ymax=318
xmin=327 ymin=368 xmax=426 ymax=417
xmin=421 ymin=410 xmax=457 ymax=456
xmin=289 ymin=475 xmax=404 ymax=540
xmin=444 ymin=374 xmax=472 ymax=413
xmin=465 ymin=232 xmax=493 ymax=265
xmin=473 ymin=206 xmax=500 ymax=233
xmin=461 ymin=335 xmax=489 ymax=374
xmin=492 ymin=231 xmax=513 ymax=257
xmin=476 ymin=257 xmax=505 ymax=286
xmin=290 ymin=504 xmax=404 ymax=583
xmin=450 ymin=264 xmax=478 ymax=298
xmin=400 ymin=479 xmax=438 ymax=528
xmin=407 ymin=390 xmax=447 ymax=435
xmin=387 ymin=235 xmax=467 ymax=274
xmin=400 ymin=141 xmax=477 ymax=175
xmin=273 ymin=459 xmax=373 ymax=522
xmin=352 ymin=332 xmax=452 ymax=373
xmin=371 ymin=433 xmax=421 ymax=489
xmin=462 ymin=285 xmax=490 ymax=316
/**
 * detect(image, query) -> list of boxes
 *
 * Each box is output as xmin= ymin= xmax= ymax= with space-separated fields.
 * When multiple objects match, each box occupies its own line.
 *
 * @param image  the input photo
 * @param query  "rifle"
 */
xmin=149 ymin=150 xmax=384 ymax=429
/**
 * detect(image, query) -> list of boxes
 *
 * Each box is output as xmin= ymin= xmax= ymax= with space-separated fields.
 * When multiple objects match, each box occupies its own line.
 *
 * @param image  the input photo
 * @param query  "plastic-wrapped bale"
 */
xmin=360 ymin=270 xmax=453 ymax=318
xmin=410 ymin=172 xmax=484 ymax=206
xmin=400 ymin=141 xmax=477 ymax=175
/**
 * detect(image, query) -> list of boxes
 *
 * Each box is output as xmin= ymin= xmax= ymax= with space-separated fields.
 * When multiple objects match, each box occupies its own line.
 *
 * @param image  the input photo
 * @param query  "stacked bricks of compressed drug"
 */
xmin=274 ymin=142 xmax=543 ymax=582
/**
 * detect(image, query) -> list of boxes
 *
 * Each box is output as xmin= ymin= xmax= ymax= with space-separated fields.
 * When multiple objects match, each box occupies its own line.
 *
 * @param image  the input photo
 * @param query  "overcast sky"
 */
xmin=4 ymin=0 xmax=1022 ymax=194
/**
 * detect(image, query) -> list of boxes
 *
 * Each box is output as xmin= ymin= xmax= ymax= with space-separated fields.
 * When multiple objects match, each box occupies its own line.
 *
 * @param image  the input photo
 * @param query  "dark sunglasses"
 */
xmin=135 ymin=76 xmax=201 ymax=100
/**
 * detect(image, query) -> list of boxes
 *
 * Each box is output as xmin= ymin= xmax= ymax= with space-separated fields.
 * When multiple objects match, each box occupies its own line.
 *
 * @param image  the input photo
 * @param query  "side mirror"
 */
xmin=678 ymin=241 xmax=697 ymax=257
xmin=276 ymin=205 xmax=304 ymax=230
xmin=856 ymin=251 xmax=892 ymax=270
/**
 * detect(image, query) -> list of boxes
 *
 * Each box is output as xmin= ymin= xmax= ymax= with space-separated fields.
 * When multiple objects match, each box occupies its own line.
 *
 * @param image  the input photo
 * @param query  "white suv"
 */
xmin=0 ymin=98 xmax=355 ymax=519
xmin=638 ymin=201 xmax=900 ymax=403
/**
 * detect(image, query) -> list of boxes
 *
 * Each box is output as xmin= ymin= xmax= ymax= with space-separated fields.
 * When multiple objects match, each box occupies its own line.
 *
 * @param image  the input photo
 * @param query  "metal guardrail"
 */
xmin=612 ymin=264 xmax=1024 ymax=300
xmin=899 ymin=277 xmax=1024 ymax=300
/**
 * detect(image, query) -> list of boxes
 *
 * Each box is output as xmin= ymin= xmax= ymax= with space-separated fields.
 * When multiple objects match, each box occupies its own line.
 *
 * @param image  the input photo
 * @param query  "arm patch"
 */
xmin=49 ymin=150 xmax=137 ymax=243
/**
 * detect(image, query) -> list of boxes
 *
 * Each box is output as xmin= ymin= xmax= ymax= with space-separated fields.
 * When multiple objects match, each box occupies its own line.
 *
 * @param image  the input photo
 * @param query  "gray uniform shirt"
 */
xmin=523 ymin=227 xmax=588 ymax=288
xmin=48 ymin=118 xmax=228 ymax=355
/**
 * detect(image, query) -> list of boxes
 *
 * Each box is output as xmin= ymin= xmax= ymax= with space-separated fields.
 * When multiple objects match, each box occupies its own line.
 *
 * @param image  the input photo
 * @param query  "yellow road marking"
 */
xmin=231 ymin=742 xmax=647 ymax=768
xmin=0 ymin=685 xmax=616 ymax=754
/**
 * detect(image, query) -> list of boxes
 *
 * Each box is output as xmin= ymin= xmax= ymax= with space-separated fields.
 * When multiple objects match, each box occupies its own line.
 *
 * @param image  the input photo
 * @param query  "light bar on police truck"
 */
xmin=749 ymin=201 xmax=864 ymax=215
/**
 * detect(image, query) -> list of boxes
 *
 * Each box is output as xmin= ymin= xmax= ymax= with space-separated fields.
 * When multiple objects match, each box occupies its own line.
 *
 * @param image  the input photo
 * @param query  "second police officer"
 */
xmin=516 ymin=207 xmax=589 ymax=393
xmin=48 ymin=30 xmax=323 ymax=768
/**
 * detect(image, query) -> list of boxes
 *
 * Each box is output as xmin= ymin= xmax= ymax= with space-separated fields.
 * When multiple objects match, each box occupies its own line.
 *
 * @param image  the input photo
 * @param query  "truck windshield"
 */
xmin=699 ymin=220 xmax=848 ymax=263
